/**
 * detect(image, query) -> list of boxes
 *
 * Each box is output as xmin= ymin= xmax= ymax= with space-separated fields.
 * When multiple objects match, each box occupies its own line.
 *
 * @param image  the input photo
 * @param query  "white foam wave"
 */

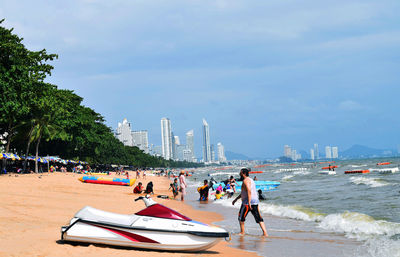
xmin=361 ymin=237 xmax=400 ymax=257
xmin=351 ymin=164 xmax=367 ymax=168
xmin=319 ymin=212 xmax=400 ymax=240
xmin=213 ymin=195 xmax=400 ymax=257
xmin=350 ymin=177 xmax=390 ymax=188
xmin=259 ymin=203 xmax=325 ymax=222
xmin=282 ymin=175 xmax=294 ymax=181
xmin=293 ymin=171 xmax=311 ymax=175
xmin=208 ymin=172 xmax=237 ymax=176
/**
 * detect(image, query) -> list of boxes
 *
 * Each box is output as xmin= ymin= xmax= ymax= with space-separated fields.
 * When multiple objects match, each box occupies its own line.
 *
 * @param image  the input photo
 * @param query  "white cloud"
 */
xmin=338 ymin=100 xmax=364 ymax=111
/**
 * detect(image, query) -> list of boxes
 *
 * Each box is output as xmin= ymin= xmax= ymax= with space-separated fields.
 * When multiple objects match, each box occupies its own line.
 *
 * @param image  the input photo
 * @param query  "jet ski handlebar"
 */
xmin=134 ymin=195 xmax=156 ymax=207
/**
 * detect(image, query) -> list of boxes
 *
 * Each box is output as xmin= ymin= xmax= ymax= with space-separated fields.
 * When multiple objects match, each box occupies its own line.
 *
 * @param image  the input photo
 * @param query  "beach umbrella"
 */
xmin=1 ymin=153 xmax=21 ymax=160
xmin=36 ymin=157 xmax=48 ymax=164
xmin=44 ymin=156 xmax=61 ymax=162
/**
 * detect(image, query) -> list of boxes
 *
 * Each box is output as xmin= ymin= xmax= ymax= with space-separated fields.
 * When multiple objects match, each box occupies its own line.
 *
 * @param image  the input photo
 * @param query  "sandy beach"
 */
xmin=0 ymin=172 xmax=257 ymax=257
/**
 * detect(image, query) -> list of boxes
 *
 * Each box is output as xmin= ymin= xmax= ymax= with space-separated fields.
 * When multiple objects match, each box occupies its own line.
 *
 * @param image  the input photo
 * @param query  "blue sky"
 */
xmin=2 ymin=0 xmax=400 ymax=158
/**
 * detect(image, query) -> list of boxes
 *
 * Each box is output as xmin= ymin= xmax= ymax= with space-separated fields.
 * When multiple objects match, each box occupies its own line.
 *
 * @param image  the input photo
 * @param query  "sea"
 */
xmin=183 ymin=158 xmax=400 ymax=257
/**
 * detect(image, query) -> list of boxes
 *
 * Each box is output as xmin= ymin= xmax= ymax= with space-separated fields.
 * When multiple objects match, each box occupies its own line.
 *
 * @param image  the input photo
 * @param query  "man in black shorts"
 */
xmin=232 ymin=168 xmax=268 ymax=236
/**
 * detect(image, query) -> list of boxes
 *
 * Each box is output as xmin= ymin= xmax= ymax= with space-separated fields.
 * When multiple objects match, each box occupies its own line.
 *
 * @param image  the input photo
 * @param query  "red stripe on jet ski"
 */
xmin=94 ymin=225 xmax=159 ymax=244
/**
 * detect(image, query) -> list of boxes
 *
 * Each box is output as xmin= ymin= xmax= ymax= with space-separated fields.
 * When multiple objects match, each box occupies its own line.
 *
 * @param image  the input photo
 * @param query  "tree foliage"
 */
xmin=0 ymin=20 xmax=202 ymax=169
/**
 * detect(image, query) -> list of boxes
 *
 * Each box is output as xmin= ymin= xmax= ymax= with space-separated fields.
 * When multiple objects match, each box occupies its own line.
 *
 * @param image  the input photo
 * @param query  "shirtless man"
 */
xmin=232 ymin=168 xmax=268 ymax=236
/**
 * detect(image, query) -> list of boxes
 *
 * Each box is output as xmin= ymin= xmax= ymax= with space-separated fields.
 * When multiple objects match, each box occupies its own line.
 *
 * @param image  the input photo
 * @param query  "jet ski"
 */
xmin=61 ymin=196 xmax=229 ymax=252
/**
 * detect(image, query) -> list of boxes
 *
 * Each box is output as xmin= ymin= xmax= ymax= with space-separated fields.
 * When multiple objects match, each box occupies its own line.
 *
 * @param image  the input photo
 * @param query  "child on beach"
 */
xmin=133 ymin=182 xmax=143 ymax=194
xmin=170 ymin=178 xmax=179 ymax=199
xmin=145 ymin=181 xmax=154 ymax=195
xmin=215 ymin=189 xmax=223 ymax=200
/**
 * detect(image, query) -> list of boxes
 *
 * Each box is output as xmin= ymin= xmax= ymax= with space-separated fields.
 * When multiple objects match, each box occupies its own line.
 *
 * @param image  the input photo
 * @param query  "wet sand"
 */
xmin=0 ymin=172 xmax=258 ymax=257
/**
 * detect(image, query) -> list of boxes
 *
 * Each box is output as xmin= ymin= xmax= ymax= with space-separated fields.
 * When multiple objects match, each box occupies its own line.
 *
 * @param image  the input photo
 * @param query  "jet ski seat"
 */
xmin=74 ymin=206 xmax=138 ymax=226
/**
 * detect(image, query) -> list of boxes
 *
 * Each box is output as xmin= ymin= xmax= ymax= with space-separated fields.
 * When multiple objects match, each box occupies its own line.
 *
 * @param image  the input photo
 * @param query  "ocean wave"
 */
xmin=213 ymin=196 xmax=400 ymax=256
xmin=319 ymin=212 xmax=400 ymax=240
xmin=350 ymin=164 xmax=367 ymax=168
xmin=360 ymin=237 xmax=400 ymax=257
xmin=349 ymin=177 xmax=390 ymax=188
xmin=259 ymin=203 xmax=325 ymax=222
xmin=282 ymin=175 xmax=295 ymax=181
xmin=293 ymin=171 xmax=311 ymax=176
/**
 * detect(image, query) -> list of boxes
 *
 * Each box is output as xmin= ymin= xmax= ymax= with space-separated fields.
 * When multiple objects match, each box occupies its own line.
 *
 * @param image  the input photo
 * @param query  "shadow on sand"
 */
xmin=56 ymin=240 xmax=220 ymax=254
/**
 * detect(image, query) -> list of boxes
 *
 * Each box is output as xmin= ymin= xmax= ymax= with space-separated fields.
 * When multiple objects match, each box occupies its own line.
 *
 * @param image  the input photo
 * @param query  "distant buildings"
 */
xmin=202 ymin=119 xmax=212 ymax=163
xmin=115 ymin=116 xmax=229 ymax=163
xmin=161 ymin=118 xmax=173 ymax=160
xmin=186 ymin=130 xmax=196 ymax=162
xmin=310 ymin=149 xmax=315 ymax=160
xmin=116 ymin=118 xmax=133 ymax=146
xmin=132 ymin=130 xmax=149 ymax=153
xmin=284 ymin=145 xmax=291 ymax=158
xmin=283 ymin=144 xmax=300 ymax=161
xmin=314 ymin=143 xmax=319 ymax=160
xmin=116 ymin=118 xmax=149 ymax=153
xmin=325 ymin=146 xmax=332 ymax=159
xmin=217 ymin=142 xmax=227 ymax=162
xmin=332 ymin=146 xmax=338 ymax=159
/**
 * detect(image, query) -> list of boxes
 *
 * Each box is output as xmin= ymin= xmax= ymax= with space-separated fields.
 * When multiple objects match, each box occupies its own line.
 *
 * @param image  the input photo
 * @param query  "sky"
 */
xmin=2 ymin=0 xmax=400 ymax=158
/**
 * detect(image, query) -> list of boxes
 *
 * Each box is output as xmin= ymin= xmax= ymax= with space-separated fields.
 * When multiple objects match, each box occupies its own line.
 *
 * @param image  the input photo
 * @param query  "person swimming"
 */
xmin=258 ymin=189 xmax=266 ymax=200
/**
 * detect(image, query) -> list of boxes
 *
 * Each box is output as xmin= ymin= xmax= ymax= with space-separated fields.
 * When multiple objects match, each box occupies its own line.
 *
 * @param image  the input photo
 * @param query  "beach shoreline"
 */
xmin=0 ymin=172 xmax=258 ymax=257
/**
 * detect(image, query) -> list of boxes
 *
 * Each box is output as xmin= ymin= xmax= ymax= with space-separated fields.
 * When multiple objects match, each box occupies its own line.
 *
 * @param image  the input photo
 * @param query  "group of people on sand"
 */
xmin=169 ymin=170 xmax=187 ymax=201
xmin=133 ymin=181 xmax=154 ymax=195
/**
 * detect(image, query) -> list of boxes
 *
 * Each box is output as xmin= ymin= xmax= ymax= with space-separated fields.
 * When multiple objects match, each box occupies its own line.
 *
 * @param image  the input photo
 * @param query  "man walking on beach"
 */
xmin=232 ymin=168 xmax=268 ymax=236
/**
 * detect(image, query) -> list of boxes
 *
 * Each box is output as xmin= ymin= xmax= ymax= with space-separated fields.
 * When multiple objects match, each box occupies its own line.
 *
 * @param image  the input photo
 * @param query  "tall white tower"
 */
xmin=314 ymin=143 xmax=319 ymax=160
xmin=161 ymin=118 xmax=173 ymax=160
xmin=217 ymin=142 xmax=227 ymax=162
xmin=186 ymin=130 xmax=195 ymax=161
xmin=284 ymin=145 xmax=292 ymax=158
xmin=202 ymin=119 xmax=211 ymax=163
xmin=116 ymin=118 xmax=133 ymax=146
xmin=332 ymin=146 xmax=338 ymax=159
xmin=132 ymin=130 xmax=149 ymax=153
xmin=325 ymin=146 xmax=332 ymax=159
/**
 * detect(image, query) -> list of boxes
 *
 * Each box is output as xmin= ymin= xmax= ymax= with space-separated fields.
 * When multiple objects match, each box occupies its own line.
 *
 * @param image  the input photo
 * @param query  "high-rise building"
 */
xmin=175 ymin=144 xmax=186 ymax=161
xmin=152 ymin=145 xmax=162 ymax=156
xmin=161 ymin=118 xmax=173 ymax=160
xmin=310 ymin=149 xmax=315 ymax=160
xmin=291 ymin=149 xmax=297 ymax=161
xmin=325 ymin=146 xmax=332 ymax=159
xmin=186 ymin=130 xmax=195 ymax=161
xmin=332 ymin=146 xmax=338 ymax=159
xmin=314 ymin=143 xmax=319 ymax=159
xmin=183 ymin=149 xmax=193 ymax=162
xmin=211 ymin=144 xmax=215 ymax=162
xmin=116 ymin=118 xmax=133 ymax=146
xmin=172 ymin=135 xmax=181 ymax=160
xmin=202 ymin=119 xmax=211 ymax=163
xmin=132 ymin=130 xmax=149 ymax=153
xmin=217 ymin=142 xmax=227 ymax=162
xmin=284 ymin=145 xmax=292 ymax=158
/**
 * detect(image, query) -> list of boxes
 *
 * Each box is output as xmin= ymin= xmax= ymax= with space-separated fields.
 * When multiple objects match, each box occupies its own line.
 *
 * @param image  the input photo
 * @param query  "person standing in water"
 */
xmin=232 ymin=168 xmax=268 ymax=236
xmin=179 ymin=170 xmax=187 ymax=201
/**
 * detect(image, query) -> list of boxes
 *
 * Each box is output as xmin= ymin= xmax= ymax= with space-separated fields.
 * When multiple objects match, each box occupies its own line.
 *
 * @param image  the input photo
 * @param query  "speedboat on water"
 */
xmin=369 ymin=167 xmax=399 ymax=173
xmin=61 ymin=196 xmax=229 ymax=252
xmin=318 ymin=170 xmax=336 ymax=175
